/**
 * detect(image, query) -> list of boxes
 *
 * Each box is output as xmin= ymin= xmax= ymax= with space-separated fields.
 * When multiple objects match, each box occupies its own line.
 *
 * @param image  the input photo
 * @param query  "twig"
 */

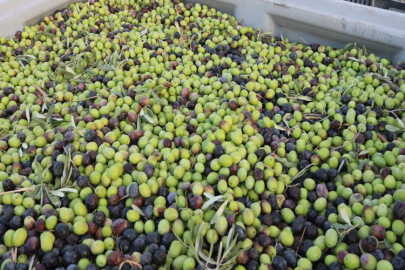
xmin=296 ymin=227 xmax=307 ymax=254
xmin=383 ymin=109 xmax=405 ymax=113
xmin=118 ymin=260 xmax=142 ymax=270
xmin=282 ymin=27 xmax=310 ymax=44
xmin=0 ymin=187 xmax=34 ymax=196
xmin=376 ymin=132 xmax=388 ymax=143
xmin=333 ymin=131 xmax=360 ymax=151
xmin=371 ymin=74 xmax=401 ymax=92
xmin=77 ymin=95 xmax=100 ymax=101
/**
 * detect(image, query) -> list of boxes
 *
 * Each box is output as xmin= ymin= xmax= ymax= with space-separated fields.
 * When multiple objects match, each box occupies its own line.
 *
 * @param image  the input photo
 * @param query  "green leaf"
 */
xmin=292 ymin=164 xmax=313 ymax=181
xmin=210 ymin=199 xmax=229 ymax=224
xmin=189 ymin=215 xmax=195 ymax=240
xmin=348 ymin=57 xmax=360 ymax=62
xmin=337 ymin=158 xmax=346 ymax=173
xmin=340 ymin=206 xmax=352 ymax=225
xmin=32 ymin=117 xmax=46 ymax=125
xmin=26 ymin=185 xmax=40 ymax=198
xmin=217 ymin=241 xmax=223 ymax=266
xmin=386 ymin=125 xmax=402 ymax=132
xmin=47 ymin=104 xmax=55 ymax=119
xmin=358 ymin=150 xmax=370 ymax=156
xmin=194 ymin=222 xmax=205 ymax=254
xmin=198 ymin=249 xmax=217 ymax=265
xmin=45 ymin=188 xmax=61 ymax=207
xmin=358 ymin=159 xmax=367 ymax=171
xmin=345 ymin=43 xmax=354 ymax=50
xmin=136 ymin=116 xmax=142 ymax=131
xmin=71 ymin=115 xmax=76 ymax=128
xmin=274 ymin=155 xmax=296 ymax=168
xmin=297 ymin=96 xmax=313 ymax=101
xmin=274 ymin=124 xmax=287 ymax=131
xmin=150 ymin=90 xmax=162 ymax=104
xmin=204 ymin=192 xmax=215 ymax=199
xmin=207 ymin=236 xmax=215 ymax=264
xmin=34 ymin=114 xmax=46 ymax=119
xmin=26 ymin=107 xmax=30 ymax=125
xmin=335 ymin=59 xmax=342 ymax=69
xmin=131 ymin=204 xmax=145 ymax=216
xmin=49 ymin=190 xmax=65 ymax=197
xmin=155 ymin=85 xmax=165 ymax=93
xmin=65 ymin=66 xmax=76 ymax=76
xmin=202 ymin=195 xmax=225 ymax=210
xmin=384 ymin=238 xmax=394 ymax=250
xmin=140 ymin=109 xmax=155 ymax=124
xmin=332 ymin=223 xmax=352 ymax=231
xmin=112 ymin=91 xmax=123 ymax=97
xmin=109 ymin=16 xmax=114 ymax=28
xmin=359 ymin=239 xmax=366 ymax=254
xmin=226 ymin=225 xmax=234 ymax=249
xmin=398 ymin=118 xmax=405 ymax=129
xmin=57 ymin=188 xmax=78 ymax=193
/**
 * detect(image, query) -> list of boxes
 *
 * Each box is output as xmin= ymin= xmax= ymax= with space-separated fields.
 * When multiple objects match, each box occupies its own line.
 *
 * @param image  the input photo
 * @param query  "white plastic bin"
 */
xmin=0 ymin=0 xmax=405 ymax=62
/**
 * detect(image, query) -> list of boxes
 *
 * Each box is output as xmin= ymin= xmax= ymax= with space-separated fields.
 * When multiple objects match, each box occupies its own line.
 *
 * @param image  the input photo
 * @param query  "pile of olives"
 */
xmin=0 ymin=0 xmax=405 ymax=270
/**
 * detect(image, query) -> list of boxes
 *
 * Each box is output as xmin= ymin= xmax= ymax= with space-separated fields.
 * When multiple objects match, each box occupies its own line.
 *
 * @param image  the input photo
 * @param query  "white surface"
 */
xmin=0 ymin=0 xmax=404 ymax=62
xmin=184 ymin=0 xmax=405 ymax=63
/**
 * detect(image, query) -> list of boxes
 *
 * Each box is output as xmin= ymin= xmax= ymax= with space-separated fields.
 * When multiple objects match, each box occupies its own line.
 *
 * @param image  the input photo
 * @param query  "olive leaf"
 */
xmin=384 ymin=238 xmax=396 ymax=254
xmin=28 ymin=255 xmax=35 ymax=270
xmin=139 ymin=109 xmax=153 ymax=124
xmin=337 ymin=158 xmax=346 ymax=173
xmin=397 ymin=118 xmax=405 ymax=129
xmin=112 ymin=91 xmax=123 ymax=97
xmin=109 ymin=16 xmax=114 ymax=28
xmin=274 ymin=155 xmax=296 ymax=168
xmin=385 ymin=125 xmax=403 ymax=132
xmin=344 ymin=43 xmax=354 ymax=50
xmin=202 ymin=195 xmax=225 ymax=210
xmin=34 ymin=114 xmax=46 ymax=119
xmin=274 ymin=124 xmax=288 ymax=131
xmin=297 ymin=96 xmax=313 ymax=102
xmin=203 ymin=192 xmax=215 ymax=199
xmin=49 ymin=190 xmax=65 ymax=197
xmin=210 ymin=199 xmax=229 ymax=225
xmin=136 ymin=116 xmax=142 ymax=131
xmin=358 ymin=159 xmax=367 ymax=171
xmin=340 ymin=206 xmax=352 ymax=225
xmin=194 ymin=222 xmax=205 ymax=256
xmin=226 ymin=226 xmax=234 ymax=249
xmin=57 ymin=188 xmax=78 ymax=193
xmin=45 ymin=188 xmax=61 ymax=207
xmin=283 ymin=113 xmax=291 ymax=127
xmin=332 ymin=223 xmax=352 ymax=231
xmin=292 ymin=163 xmax=314 ymax=181
xmin=155 ymin=86 xmax=165 ymax=93
xmin=65 ymin=66 xmax=76 ymax=76
xmin=25 ymin=185 xmax=40 ymax=198
xmin=358 ymin=150 xmax=370 ymax=156
xmin=131 ymin=204 xmax=145 ymax=216
xmin=358 ymin=239 xmax=366 ymax=254
xmin=26 ymin=107 xmax=30 ymax=125
xmin=71 ymin=115 xmax=76 ymax=128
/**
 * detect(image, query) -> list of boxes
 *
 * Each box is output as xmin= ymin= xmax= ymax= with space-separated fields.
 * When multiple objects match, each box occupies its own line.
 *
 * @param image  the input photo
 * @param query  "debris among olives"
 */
xmin=0 ymin=0 xmax=405 ymax=270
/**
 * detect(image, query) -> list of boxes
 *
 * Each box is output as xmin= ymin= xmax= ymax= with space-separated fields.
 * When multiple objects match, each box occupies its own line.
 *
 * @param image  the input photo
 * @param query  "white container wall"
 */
xmin=0 ymin=0 xmax=405 ymax=62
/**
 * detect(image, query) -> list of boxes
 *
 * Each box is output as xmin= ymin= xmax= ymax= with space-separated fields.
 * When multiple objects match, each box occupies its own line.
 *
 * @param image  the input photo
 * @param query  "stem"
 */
xmin=376 ymin=132 xmax=388 ymax=143
xmin=296 ymin=227 xmax=307 ymax=254
xmin=0 ymin=187 xmax=34 ymax=196
xmin=333 ymin=131 xmax=360 ymax=151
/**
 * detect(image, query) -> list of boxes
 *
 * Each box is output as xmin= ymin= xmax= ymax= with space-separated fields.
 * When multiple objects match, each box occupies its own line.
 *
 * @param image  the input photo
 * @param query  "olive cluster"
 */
xmin=0 ymin=0 xmax=405 ymax=270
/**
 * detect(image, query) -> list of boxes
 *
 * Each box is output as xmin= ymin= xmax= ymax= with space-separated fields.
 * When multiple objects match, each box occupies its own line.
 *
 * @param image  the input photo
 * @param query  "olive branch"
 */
xmin=0 ymin=149 xmax=77 ymax=207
